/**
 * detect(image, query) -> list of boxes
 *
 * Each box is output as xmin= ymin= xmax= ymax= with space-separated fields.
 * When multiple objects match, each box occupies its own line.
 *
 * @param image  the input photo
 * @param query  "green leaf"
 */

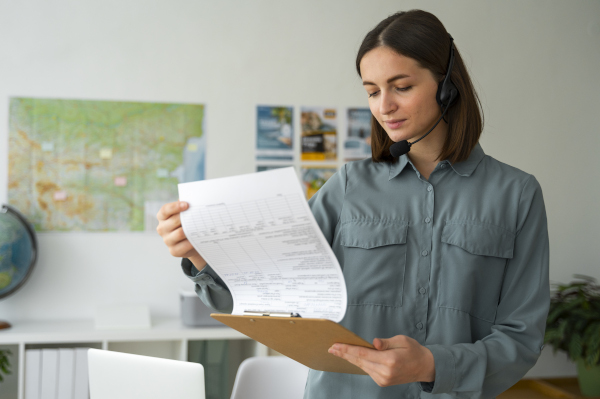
xmin=569 ymin=333 xmax=584 ymax=360
xmin=573 ymin=319 xmax=588 ymax=333
xmin=544 ymin=328 xmax=563 ymax=346
xmin=583 ymin=322 xmax=600 ymax=341
xmin=586 ymin=349 xmax=600 ymax=367
xmin=558 ymin=319 xmax=570 ymax=340
xmin=588 ymin=332 xmax=600 ymax=354
xmin=588 ymin=323 xmax=600 ymax=343
xmin=547 ymin=306 xmax=566 ymax=325
xmin=0 ymin=349 xmax=12 ymax=383
xmin=570 ymin=308 xmax=595 ymax=320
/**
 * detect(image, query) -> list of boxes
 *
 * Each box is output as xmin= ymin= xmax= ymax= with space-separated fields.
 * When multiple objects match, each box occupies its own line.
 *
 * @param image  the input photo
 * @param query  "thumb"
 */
xmin=374 ymin=335 xmax=409 ymax=351
xmin=373 ymin=337 xmax=390 ymax=351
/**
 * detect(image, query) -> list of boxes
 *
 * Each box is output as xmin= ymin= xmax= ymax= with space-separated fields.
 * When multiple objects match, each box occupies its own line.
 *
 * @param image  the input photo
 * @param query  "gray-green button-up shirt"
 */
xmin=182 ymin=142 xmax=550 ymax=399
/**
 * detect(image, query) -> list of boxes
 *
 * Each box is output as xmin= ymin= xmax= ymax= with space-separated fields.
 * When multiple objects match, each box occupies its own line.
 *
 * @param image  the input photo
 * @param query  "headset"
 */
xmin=389 ymin=34 xmax=459 ymax=158
xmin=436 ymin=34 xmax=459 ymax=113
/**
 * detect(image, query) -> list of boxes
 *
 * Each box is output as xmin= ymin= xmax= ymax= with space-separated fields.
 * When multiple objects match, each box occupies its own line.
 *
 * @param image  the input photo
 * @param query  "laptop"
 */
xmin=88 ymin=348 xmax=205 ymax=399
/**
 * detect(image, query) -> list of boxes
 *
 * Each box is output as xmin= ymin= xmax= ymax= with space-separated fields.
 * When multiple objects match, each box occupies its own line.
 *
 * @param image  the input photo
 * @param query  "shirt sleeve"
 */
xmin=181 ymin=258 xmax=233 ymax=314
xmin=420 ymin=175 xmax=550 ymax=397
xmin=307 ymin=164 xmax=347 ymax=246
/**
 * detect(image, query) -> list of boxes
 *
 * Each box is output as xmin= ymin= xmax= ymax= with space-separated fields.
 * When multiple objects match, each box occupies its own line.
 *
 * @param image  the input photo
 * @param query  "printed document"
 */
xmin=178 ymin=167 xmax=347 ymax=322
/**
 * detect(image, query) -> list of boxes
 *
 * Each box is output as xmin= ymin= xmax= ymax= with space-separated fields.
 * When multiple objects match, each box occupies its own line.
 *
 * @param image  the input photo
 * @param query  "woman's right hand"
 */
xmin=156 ymin=201 xmax=207 ymax=270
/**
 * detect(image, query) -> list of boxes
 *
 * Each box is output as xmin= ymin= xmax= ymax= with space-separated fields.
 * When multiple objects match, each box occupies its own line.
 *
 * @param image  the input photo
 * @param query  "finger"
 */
xmin=330 ymin=349 xmax=392 ymax=387
xmin=164 ymin=227 xmax=188 ymax=247
xmin=157 ymin=201 xmax=188 ymax=222
xmin=329 ymin=346 xmax=404 ymax=387
xmin=162 ymin=212 xmax=182 ymax=233
xmin=168 ymin=237 xmax=195 ymax=258
xmin=374 ymin=335 xmax=410 ymax=351
xmin=373 ymin=338 xmax=386 ymax=351
xmin=331 ymin=344 xmax=387 ymax=364
xmin=328 ymin=346 xmax=380 ymax=375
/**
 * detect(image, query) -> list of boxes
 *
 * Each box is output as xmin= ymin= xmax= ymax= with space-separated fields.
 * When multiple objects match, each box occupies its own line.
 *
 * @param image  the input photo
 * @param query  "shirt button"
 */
xmin=440 ymin=164 xmax=446 ymax=169
xmin=424 ymin=217 xmax=431 ymax=223
xmin=417 ymin=322 xmax=424 ymax=330
xmin=419 ymin=287 xmax=426 ymax=294
xmin=427 ymin=186 xmax=433 ymax=192
xmin=421 ymin=250 xmax=428 ymax=257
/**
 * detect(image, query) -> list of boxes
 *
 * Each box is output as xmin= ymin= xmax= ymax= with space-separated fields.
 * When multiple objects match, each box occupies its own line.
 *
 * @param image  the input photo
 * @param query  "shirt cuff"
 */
xmin=180 ymin=258 xmax=233 ymax=314
xmin=181 ymin=258 xmax=202 ymax=278
xmin=419 ymin=344 xmax=456 ymax=394
xmin=181 ymin=258 xmax=218 ymax=286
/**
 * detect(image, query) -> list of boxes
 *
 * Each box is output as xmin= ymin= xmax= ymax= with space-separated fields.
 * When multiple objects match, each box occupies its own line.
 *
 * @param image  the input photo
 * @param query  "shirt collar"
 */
xmin=388 ymin=142 xmax=485 ymax=181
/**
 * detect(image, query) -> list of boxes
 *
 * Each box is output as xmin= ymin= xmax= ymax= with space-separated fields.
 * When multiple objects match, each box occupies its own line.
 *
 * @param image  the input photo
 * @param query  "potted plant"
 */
xmin=0 ymin=348 xmax=11 ymax=383
xmin=545 ymin=274 xmax=600 ymax=397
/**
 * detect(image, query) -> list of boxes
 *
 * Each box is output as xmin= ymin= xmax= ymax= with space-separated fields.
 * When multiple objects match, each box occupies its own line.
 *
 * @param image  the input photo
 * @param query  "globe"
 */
xmin=0 ymin=204 xmax=38 ymax=329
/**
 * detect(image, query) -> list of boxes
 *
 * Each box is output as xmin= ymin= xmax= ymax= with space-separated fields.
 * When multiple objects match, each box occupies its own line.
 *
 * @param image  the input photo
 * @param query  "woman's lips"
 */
xmin=385 ymin=119 xmax=406 ymax=129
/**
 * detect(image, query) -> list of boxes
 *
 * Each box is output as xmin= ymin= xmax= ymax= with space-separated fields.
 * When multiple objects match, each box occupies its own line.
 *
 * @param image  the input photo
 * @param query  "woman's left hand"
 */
xmin=328 ymin=335 xmax=435 ymax=387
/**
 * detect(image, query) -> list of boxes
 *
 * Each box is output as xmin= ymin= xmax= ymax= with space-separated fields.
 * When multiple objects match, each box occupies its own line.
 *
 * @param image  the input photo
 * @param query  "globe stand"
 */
xmin=0 ymin=321 xmax=10 ymax=330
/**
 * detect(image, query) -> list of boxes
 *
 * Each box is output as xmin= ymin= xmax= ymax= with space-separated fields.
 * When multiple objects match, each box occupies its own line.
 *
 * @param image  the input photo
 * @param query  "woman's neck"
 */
xmin=406 ymin=124 xmax=447 ymax=180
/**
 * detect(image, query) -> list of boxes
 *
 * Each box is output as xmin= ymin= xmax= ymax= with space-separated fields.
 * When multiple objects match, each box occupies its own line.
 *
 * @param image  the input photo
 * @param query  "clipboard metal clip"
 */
xmin=243 ymin=311 xmax=302 ymax=318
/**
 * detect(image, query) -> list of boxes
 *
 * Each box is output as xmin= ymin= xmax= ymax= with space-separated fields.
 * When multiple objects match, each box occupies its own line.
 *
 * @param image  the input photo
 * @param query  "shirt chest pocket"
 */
xmin=438 ymin=221 xmax=516 ymax=323
xmin=340 ymin=220 xmax=408 ymax=308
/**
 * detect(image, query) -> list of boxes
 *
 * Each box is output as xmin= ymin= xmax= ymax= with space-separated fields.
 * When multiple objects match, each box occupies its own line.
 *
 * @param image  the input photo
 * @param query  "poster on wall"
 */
xmin=301 ymin=107 xmax=337 ymax=161
xmin=345 ymin=108 xmax=372 ymax=160
xmin=256 ymin=106 xmax=294 ymax=161
xmin=301 ymin=166 xmax=337 ymax=200
xmin=8 ymin=97 xmax=205 ymax=232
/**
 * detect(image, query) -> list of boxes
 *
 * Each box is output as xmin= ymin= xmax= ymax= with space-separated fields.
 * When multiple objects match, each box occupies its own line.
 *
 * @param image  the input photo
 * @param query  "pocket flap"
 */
xmin=441 ymin=222 xmax=515 ymax=259
xmin=341 ymin=220 xmax=408 ymax=249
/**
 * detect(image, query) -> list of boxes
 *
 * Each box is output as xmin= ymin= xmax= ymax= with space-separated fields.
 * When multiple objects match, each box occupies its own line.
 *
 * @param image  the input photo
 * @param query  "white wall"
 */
xmin=0 ymin=0 xmax=599 ymax=375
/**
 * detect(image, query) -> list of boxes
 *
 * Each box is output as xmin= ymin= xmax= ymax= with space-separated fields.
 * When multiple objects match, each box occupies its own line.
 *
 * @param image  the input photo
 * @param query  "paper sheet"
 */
xmin=178 ymin=167 xmax=347 ymax=322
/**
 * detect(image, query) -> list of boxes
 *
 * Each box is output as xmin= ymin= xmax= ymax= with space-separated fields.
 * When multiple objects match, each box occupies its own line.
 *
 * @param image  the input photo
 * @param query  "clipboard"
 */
xmin=211 ymin=313 xmax=375 ymax=375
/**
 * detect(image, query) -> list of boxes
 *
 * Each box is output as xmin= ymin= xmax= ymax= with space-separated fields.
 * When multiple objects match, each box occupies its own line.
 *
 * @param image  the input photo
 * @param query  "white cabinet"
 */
xmin=0 ymin=318 xmax=267 ymax=399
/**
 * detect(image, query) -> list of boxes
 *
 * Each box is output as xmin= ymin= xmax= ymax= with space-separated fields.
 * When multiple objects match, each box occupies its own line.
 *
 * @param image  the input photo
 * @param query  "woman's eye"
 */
xmin=368 ymin=91 xmax=379 ymax=98
xmin=397 ymin=86 xmax=412 ymax=92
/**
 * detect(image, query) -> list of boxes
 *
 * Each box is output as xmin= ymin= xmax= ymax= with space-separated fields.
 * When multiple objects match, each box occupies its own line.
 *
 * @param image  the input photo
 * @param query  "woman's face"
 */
xmin=359 ymin=46 xmax=443 ymax=144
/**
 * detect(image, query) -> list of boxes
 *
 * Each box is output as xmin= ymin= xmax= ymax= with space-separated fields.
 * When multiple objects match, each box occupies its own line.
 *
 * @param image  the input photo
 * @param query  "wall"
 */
xmin=1 ymin=0 xmax=599 ymax=377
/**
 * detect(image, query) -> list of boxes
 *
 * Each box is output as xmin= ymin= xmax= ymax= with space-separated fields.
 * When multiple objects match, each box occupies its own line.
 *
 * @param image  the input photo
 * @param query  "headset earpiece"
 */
xmin=436 ymin=35 xmax=459 ymax=110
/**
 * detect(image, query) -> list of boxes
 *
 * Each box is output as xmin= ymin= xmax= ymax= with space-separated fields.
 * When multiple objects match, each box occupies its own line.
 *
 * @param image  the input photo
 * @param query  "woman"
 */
xmin=157 ymin=9 xmax=549 ymax=398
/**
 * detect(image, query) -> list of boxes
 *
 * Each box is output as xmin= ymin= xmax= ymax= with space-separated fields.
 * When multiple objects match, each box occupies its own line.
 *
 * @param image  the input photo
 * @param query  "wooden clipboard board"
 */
xmin=211 ymin=314 xmax=374 ymax=374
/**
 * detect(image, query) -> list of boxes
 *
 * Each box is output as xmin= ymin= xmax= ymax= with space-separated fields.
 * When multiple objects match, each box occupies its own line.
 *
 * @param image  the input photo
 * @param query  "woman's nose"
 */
xmin=379 ymin=91 xmax=397 ymax=115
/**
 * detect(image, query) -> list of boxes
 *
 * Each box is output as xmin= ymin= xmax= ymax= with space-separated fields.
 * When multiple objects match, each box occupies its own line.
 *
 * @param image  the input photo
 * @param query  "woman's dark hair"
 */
xmin=356 ymin=10 xmax=484 ymax=164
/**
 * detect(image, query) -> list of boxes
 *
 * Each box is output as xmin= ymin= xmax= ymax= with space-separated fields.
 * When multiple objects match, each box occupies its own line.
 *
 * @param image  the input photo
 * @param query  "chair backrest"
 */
xmin=230 ymin=356 xmax=309 ymax=399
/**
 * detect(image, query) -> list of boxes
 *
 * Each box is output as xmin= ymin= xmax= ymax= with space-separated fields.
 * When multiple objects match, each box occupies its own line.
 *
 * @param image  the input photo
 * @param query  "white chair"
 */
xmin=230 ymin=356 xmax=309 ymax=399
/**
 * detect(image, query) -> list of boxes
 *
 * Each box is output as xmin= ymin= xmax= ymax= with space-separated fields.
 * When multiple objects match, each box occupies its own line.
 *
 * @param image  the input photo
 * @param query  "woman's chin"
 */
xmin=386 ymin=131 xmax=415 ymax=143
